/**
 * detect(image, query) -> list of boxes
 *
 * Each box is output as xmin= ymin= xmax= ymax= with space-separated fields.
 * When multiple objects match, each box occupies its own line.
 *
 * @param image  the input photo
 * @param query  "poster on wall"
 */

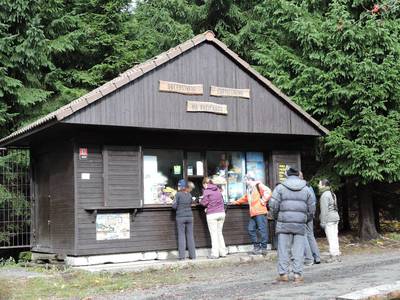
xmin=246 ymin=152 xmax=266 ymax=184
xmin=96 ymin=213 xmax=130 ymax=240
xmin=143 ymin=156 xmax=158 ymax=204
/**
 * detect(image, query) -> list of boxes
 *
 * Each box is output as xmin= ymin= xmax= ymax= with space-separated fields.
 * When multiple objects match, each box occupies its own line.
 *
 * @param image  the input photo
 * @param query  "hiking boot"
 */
xmin=293 ymin=274 xmax=304 ymax=284
xmin=273 ymin=274 xmax=289 ymax=284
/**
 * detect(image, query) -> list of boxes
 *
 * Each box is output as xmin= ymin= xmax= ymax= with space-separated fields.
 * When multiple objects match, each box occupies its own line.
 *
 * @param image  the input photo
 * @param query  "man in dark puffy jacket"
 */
xmin=269 ymin=167 xmax=315 ymax=283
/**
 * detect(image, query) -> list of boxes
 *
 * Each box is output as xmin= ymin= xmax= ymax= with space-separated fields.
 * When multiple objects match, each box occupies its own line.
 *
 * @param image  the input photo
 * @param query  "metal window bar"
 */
xmin=0 ymin=148 xmax=31 ymax=249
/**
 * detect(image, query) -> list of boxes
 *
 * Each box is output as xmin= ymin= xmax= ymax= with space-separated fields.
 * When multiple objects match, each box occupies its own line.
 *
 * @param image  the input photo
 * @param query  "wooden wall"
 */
xmin=76 ymin=206 xmax=251 ymax=256
xmin=63 ymin=42 xmax=321 ymax=136
xmin=32 ymin=141 xmax=75 ymax=254
xmin=29 ymin=129 xmax=317 ymax=257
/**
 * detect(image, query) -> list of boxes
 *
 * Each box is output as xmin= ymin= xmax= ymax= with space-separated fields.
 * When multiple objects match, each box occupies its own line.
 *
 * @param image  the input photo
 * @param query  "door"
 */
xmin=271 ymin=152 xmax=301 ymax=186
xmin=35 ymin=154 xmax=51 ymax=249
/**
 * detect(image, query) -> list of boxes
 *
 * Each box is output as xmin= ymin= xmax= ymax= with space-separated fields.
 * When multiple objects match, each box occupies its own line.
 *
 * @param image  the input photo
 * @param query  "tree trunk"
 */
xmin=341 ymin=179 xmax=351 ymax=232
xmin=358 ymin=184 xmax=379 ymax=240
xmin=373 ymin=198 xmax=381 ymax=233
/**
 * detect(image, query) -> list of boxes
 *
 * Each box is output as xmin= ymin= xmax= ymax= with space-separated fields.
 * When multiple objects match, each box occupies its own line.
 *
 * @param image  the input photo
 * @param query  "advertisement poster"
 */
xmin=96 ymin=213 xmax=130 ymax=240
xmin=246 ymin=152 xmax=266 ymax=184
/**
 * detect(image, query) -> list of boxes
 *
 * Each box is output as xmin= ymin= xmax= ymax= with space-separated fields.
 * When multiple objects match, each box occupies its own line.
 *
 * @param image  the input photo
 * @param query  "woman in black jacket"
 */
xmin=172 ymin=179 xmax=196 ymax=260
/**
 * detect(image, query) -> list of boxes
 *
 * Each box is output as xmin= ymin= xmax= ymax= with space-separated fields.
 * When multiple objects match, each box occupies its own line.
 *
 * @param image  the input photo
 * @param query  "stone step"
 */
xmin=337 ymin=281 xmax=400 ymax=300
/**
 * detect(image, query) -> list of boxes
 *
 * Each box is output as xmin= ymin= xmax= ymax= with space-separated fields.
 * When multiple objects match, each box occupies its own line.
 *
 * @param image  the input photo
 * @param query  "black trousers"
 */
xmin=176 ymin=217 xmax=196 ymax=259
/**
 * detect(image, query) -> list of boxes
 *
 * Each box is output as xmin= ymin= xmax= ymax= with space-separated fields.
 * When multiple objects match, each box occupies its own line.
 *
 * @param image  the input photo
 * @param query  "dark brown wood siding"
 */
xmin=75 ymin=206 xmax=251 ymax=255
xmin=32 ymin=142 xmax=75 ymax=254
xmin=63 ymin=43 xmax=321 ymax=136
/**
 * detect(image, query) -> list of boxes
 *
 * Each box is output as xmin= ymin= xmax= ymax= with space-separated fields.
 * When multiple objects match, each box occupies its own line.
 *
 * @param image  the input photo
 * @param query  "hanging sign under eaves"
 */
xmin=210 ymin=85 xmax=250 ymax=99
xmin=159 ymin=80 xmax=203 ymax=95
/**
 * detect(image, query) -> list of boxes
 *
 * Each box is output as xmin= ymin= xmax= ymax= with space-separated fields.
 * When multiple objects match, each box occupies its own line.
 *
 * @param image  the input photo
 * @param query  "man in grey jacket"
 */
xmin=269 ymin=167 xmax=315 ymax=283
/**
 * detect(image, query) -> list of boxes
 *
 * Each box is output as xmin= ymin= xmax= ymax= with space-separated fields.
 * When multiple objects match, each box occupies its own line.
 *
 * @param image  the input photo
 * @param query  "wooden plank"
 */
xmin=159 ymin=80 xmax=203 ymax=95
xmin=187 ymin=101 xmax=228 ymax=115
xmin=210 ymin=85 xmax=250 ymax=99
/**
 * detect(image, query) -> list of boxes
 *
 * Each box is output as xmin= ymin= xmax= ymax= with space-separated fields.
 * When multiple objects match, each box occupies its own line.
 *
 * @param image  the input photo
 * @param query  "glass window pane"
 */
xmin=227 ymin=152 xmax=246 ymax=201
xmin=246 ymin=152 xmax=266 ymax=184
xmin=206 ymin=151 xmax=245 ymax=202
xmin=143 ymin=149 xmax=183 ymax=205
xmin=187 ymin=152 xmax=203 ymax=176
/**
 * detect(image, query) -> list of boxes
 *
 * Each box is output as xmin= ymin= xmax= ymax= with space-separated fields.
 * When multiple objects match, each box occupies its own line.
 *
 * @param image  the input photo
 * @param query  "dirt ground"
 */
xmin=93 ymin=249 xmax=400 ymax=300
xmin=1 ymin=234 xmax=400 ymax=300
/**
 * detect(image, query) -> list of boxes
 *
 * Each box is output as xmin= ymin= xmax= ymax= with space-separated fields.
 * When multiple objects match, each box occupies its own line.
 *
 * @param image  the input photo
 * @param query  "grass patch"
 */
xmin=386 ymin=232 xmax=400 ymax=241
xmin=3 ymin=266 xmax=200 ymax=300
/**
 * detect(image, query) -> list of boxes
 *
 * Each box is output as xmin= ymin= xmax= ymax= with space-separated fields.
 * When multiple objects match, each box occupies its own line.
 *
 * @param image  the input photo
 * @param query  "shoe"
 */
xmin=261 ymin=249 xmax=268 ymax=256
xmin=273 ymin=274 xmax=289 ymax=284
xmin=304 ymin=260 xmax=314 ymax=266
xmin=293 ymin=274 xmax=304 ymax=284
xmin=314 ymin=259 xmax=321 ymax=264
xmin=251 ymin=246 xmax=262 ymax=255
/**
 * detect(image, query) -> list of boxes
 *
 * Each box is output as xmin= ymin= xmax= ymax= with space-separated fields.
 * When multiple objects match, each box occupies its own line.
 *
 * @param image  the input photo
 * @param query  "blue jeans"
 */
xmin=248 ymin=215 xmax=268 ymax=249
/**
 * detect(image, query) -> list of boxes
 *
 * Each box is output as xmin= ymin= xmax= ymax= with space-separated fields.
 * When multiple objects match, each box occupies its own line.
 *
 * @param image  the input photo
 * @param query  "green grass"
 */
xmin=0 ymin=266 xmax=198 ymax=300
xmin=386 ymin=232 xmax=400 ymax=241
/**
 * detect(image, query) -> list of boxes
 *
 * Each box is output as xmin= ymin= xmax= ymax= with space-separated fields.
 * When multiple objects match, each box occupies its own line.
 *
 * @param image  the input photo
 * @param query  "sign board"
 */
xmin=278 ymin=163 xmax=287 ymax=183
xmin=187 ymin=101 xmax=228 ymax=115
xmin=96 ymin=213 xmax=130 ymax=240
xmin=173 ymin=165 xmax=182 ymax=175
xmin=79 ymin=148 xmax=88 ymax=160
xmin=159 ymin=80 xmax=203 ymax=95
xmin=210 ymin=86 xmax=250 ymax=99
xmin=81 ymin=173 xmax=90 ymax=180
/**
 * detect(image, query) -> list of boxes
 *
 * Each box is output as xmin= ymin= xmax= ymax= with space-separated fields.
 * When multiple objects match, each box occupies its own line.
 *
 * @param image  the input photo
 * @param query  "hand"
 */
xmin=230 ymin=200 xmax=237 ymax=204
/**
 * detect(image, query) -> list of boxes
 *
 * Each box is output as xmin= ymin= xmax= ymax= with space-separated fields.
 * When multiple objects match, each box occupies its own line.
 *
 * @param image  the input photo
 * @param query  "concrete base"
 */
xmin=337 ymin=281 xmax=400 ymax=300
xmin=75 ymin=251 xmax=276 ymax=273
xmin=64 ymin=243 xmax=271 ymax=266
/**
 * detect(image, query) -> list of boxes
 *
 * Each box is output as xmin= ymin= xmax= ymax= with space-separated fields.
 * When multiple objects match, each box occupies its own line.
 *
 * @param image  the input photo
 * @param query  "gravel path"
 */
xmin=95 ymin=250 xmax=400 ymax=300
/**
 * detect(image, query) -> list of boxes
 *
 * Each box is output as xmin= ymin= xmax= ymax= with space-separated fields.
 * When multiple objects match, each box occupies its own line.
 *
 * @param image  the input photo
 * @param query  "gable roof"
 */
xmin=0 ymin=31 xmax=328 ymax=146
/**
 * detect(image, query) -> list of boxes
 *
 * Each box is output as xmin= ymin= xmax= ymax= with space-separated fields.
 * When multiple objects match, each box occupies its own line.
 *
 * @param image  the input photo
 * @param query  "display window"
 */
xmin=245 ymin=152 xmax=266 ymax=183
xmin=143 ymin=149 xmax=267 ymax=205
xmin=143 ymin=149 xmax=183 ymax=205
xmin=206 ymin=151 xmax=246 ymax=202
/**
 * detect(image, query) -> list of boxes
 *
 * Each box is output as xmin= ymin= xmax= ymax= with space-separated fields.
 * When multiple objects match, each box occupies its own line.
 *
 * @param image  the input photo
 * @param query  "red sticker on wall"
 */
xmin=79 ymin=148 xmax=88 ymax=160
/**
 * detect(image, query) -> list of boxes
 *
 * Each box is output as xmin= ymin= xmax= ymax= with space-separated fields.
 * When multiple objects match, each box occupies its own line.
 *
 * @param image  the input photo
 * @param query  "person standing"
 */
xmin=299 ymin=172 xmax=321 ymax=265
xmin=319 ymin=179 xmax=341 ymax=261
xmin=269 ymin=167 xmax=314 ymax=283
xmin=172 ymin=179 xmax=196 ymax=260
xmin=200 ymin=177 xmax=227 ymax=259
xmin=231 ymin=172 xmax=272 ymax=255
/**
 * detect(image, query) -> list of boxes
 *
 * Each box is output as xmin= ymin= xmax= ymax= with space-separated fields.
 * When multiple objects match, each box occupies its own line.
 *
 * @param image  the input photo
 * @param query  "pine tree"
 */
xmin=244 ymin=0 xmax=400 ymax=239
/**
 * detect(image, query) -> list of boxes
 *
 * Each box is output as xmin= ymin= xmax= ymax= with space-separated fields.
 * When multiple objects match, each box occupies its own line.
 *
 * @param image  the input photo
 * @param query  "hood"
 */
xmin=282 ymin=176 xmax=307 ymax=191
xmin=205 ymin=184 xmax=219 ymax=192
